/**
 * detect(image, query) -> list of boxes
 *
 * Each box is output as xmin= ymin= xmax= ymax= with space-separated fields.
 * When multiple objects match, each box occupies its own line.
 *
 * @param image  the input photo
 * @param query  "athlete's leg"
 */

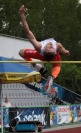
xmin=19 ymin=49 xmax=44 ymax=60
xmin=35 ymin=64 xmax=48 ymax=77
xmin=19 ymin=49 xmax=32 ymax=61
xmin=19 ymin=49 xmax=47 ymax=76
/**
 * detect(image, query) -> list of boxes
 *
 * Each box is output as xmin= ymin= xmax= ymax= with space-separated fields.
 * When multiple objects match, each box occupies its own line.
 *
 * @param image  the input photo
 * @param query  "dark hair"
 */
xmin=43 ymin=51 xmax=55 ymax=61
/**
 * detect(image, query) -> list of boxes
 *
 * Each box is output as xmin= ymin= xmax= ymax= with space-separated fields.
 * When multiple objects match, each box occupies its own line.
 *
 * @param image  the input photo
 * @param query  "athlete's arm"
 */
xmin=57 ymin=43 xmax=70 ymax=56
xmin=19 ymin=5 xmax=41 ymax=52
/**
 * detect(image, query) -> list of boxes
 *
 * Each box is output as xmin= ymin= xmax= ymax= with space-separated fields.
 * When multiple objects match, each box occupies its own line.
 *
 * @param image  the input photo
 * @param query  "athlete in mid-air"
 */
xmin=19 ymin=5 xmax=70 ymax=93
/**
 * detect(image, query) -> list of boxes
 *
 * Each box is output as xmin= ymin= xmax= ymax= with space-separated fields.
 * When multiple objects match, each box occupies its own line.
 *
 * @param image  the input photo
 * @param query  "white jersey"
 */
xmin=40 ymin=38 xmax=57 ymax=56
xmin=2 ymin=101 xmax=12 ymax=107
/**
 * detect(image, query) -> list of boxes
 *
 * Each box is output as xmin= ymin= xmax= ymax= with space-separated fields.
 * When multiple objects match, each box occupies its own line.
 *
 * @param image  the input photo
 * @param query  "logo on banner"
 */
xmin=29 ymin=82 xmax=43 ymax=89
xmin=15 ymin=109 xmax=46 ymax=126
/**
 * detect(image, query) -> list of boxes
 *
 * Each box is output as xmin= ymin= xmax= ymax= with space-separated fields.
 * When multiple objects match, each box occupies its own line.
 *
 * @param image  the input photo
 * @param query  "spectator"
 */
xmin=2 ymin=97 xmax=12 ymax=107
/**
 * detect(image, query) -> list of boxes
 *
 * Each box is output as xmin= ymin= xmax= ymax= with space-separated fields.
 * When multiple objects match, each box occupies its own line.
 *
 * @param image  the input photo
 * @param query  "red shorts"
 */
xmin=24 ymin=49 xmax=45 ymax=61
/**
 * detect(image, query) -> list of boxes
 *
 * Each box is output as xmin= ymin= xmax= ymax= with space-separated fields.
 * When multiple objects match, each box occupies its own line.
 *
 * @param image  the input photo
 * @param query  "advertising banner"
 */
xmin=76 ymin=104 xmax=81 ymax=122
xmin=50 ymin=105 xmax=80 ymax=126
xmin=9 ymin=107 xmax=49 ymax=128
xmin=26 ymin=78 xmax=81 ymax=104
xmin=0 ymin=108 xmax=9 ymax=128
xmin=50 ymin=106 xmax=57 ymax=125
xmin=3 ymin=108 xmax=9 ymax=127
xmin=69 ymin=105 xmax=77 ymax=123
xmin=0 ymin=109 xmax=1 ymax=128
xmin=57 ymin=106 xmax=70 ymax=124
xmin=0 ymin=105 xmax=81 ymax=128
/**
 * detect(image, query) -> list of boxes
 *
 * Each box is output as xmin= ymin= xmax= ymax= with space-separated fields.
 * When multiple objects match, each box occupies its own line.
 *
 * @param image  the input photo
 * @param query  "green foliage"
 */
xmin=55 ymin=64 xmax=81 ymax=94
xmin=44 ymin=63 xmax=52 ymax=76
xmin=45 ymin=62 xmax=81 ymax=94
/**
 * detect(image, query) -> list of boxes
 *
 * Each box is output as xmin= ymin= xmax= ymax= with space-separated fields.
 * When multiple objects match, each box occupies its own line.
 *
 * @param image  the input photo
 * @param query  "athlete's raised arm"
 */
xmin=19 ymin=5 xmax=41 ymax=52
xmin=57 ymin=43 xmax=70 ymax=56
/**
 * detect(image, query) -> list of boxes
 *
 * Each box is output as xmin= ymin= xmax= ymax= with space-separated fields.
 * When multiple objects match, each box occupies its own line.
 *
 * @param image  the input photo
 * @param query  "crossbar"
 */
xmin=0 ymin=60 xmax=81 ymax=63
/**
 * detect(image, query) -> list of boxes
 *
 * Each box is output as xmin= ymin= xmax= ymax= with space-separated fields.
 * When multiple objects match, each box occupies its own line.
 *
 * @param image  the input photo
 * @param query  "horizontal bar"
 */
xmin=0 ymin=60 xmax=81 ymax=63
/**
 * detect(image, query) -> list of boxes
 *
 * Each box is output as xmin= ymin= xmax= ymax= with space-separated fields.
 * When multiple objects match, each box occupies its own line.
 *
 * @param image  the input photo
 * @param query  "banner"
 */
xmin=0 ymin=108 xmax=9 ymax=128
xmin=50 ymin=106 xmax=57 ymax=125
xmin=0 ymin=109 xmax=1 ymax=128
xmin=0 ymin=105 xmax=81 ymax=128
xmin=57 ymin=106 xmax=70 ymax=124
xmin=76 ymin=104 xmax=81 ymax=122
xmin=26 ymin=78 xmax=81 ymax=104
xmin=9 ymin=107 xmax=49 ymax=128
xmin=69 ymin=105 xmax=77 ymax=123
xmin=50 ymin=105 xmax=81 ymax=126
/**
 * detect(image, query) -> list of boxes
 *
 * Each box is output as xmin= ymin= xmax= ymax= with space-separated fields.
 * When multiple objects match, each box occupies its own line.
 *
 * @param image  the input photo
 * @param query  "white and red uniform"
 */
xmin=40 ymin=38 xmax=57 ymax=55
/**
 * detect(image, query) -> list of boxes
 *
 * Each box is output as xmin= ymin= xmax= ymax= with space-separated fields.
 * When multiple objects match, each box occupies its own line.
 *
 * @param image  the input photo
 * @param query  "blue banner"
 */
xmin=0 ymin=108 xmax=9 ymax=128
xmin=0 ymin=109 xmax=1 ymax=128
xmin=76 ymin=104 xmax=81 ymax=122
xmin=50 ymin=106 xmax=57 ymax=125
xmin=26 ymin=78 xmax=81 ymax=104
xmin=0 ymin=105 xmax=81 ymax=128
xmin=9 ymin=107 xmax=49 ymax=128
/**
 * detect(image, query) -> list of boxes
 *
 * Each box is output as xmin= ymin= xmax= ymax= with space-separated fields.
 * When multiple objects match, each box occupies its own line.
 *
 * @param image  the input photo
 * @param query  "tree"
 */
xmin=0 ymin=0 xmax=44 ymax=38
xmin=55 ymin=63 xmax=81 ymax=94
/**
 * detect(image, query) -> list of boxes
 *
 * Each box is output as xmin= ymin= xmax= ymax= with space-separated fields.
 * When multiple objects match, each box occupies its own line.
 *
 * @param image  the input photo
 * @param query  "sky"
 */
xmin=79 ymin=0 xmax=81 ymax=3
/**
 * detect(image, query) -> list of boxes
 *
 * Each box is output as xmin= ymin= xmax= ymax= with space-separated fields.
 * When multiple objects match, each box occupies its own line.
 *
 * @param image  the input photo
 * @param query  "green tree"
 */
xmin=55 ymin=63 xmax=81 ymax=94
xmin=0 ymin=0 xmax=44 ymax=38
xmin=42 ymin=0 xmax=81 ymax=60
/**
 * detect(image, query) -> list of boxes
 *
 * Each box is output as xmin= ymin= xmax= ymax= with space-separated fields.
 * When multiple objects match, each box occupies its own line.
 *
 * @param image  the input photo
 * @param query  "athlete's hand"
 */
xmin=64 ymin=50 xmax=70 ymax=56
xmin=19 ymin=5 xmax=28 ymax=15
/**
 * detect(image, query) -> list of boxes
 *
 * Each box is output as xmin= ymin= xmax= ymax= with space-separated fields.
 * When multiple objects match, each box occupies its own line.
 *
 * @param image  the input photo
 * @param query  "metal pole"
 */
xmin=0 ymin=84 xmax=3 ymax=133
xmin=1 ymin=106 xmax=3 ymax=133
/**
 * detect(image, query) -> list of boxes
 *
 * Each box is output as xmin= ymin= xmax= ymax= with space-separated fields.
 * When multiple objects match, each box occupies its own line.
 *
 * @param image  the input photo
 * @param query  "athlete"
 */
xmin=19 ymin=5 xmax=70 ymax=93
